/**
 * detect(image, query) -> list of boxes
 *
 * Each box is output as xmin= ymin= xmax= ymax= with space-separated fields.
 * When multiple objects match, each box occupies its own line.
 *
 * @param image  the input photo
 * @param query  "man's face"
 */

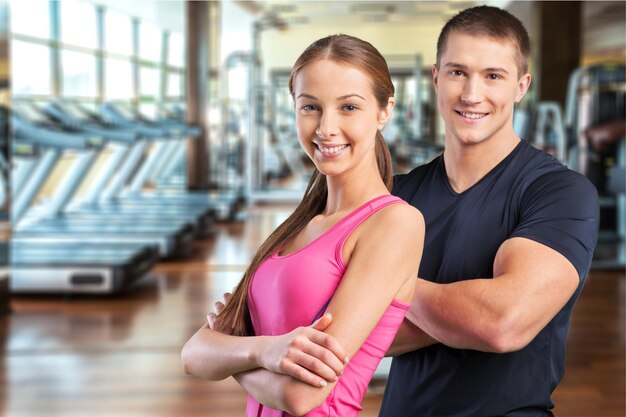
xmin=433 ymin=32 xmax=531 ymax=148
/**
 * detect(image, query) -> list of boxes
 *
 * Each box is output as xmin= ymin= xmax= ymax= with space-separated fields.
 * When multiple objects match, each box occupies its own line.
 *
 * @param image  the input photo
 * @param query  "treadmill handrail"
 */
xmin=46 ymin=102 xmax=139 ymax=144
xmin=12 ymin=115 xmax=104 ymax=150
xmin=102 ymin=103 xmax=172 ymax=138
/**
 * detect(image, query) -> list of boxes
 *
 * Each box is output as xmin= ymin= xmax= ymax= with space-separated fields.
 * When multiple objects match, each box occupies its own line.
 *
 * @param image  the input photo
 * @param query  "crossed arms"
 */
xmin=181 ymin=203 xmax=424 ymax=415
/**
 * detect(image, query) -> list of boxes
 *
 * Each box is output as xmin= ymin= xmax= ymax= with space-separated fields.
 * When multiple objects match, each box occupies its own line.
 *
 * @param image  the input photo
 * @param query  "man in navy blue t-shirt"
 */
xmin=379 ymin=5 xmax=599 ymax=417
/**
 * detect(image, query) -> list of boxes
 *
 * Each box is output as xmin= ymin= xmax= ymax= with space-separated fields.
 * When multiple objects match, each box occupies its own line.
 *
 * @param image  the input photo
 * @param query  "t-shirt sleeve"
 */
xmin=509 ymin=170 xmax=599 ymax=280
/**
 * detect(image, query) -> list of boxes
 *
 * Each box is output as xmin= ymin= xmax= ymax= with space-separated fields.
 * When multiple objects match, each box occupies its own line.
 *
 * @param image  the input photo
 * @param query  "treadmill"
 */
xmin=11 ymin=103 xmax=194 ymax=259
xmin=44 ymin=100 xmax=215 ymax=238
xmin=10 ymin=115 xmax=159 ymax=294
xmin=101 ymin=103 xmax=243 ymax=221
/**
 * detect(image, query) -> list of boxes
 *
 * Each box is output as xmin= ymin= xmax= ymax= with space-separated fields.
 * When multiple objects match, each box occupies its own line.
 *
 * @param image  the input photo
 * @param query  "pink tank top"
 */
xmin=246 ymin=194 xmax=410 ymax=417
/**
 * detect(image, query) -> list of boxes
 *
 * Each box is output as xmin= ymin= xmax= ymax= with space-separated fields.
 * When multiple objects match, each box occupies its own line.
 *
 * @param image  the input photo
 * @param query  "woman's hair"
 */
xmin=219 ymin=34 xmax=395 ymax=336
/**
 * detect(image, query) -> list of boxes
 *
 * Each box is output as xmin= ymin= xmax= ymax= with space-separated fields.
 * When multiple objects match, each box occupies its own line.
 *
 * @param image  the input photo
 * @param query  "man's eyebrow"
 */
xmin=443 ymin=62 xmax=509 ymax=74
xmin=484 ymin=67 xmax=509 ymax=74
xmin=443 ymin=62 xmax=467 ymax=69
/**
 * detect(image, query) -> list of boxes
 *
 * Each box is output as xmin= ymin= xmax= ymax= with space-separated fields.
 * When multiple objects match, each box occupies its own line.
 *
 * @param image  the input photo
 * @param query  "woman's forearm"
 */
xmin=234 ymin=369 xmax=289 ymax=411
xmin=181 ymin=325 xmax=263 ymax=380
xmin=235 ymin=367 xmax=336 ymax=416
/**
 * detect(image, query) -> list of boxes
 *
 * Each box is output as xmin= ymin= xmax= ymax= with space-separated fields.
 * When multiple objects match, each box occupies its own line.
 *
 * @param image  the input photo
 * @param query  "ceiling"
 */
xmin=237 ymin=1 xmax=498 ymax=28
xmin=84 ymin=0 xmax=507 ymax=33
xmin=81 ymin=0 xmax=625 ymax=58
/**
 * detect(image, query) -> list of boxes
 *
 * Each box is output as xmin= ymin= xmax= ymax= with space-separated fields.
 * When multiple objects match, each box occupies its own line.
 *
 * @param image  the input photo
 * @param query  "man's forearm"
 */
xmin=387 ymin=318 xmax=438 ymax=356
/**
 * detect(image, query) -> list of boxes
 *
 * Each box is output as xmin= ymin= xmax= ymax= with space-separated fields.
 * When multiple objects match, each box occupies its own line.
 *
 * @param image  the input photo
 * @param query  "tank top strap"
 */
xmin=331 ymin=194 xmax=406 ymax=266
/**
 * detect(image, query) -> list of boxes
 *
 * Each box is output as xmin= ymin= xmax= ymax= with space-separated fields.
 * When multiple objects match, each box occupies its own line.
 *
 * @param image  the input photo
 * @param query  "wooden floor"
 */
xmin=1 ymin=204 xmax=624 ymax=417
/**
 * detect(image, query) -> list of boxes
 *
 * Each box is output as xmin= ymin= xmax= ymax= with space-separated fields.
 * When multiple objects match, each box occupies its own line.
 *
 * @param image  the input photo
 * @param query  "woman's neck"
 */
xmin=323 ymin=166 xmax=389 ymax=216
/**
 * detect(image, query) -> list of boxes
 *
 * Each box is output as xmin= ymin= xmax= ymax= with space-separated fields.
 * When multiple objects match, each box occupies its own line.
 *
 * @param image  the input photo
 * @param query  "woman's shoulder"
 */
xmin=363 ymin=199 xmax=424 ymax=241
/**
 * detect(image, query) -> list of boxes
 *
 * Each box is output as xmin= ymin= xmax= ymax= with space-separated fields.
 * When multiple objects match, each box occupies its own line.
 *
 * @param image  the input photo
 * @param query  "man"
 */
xmin=379 ymin=5 xmax=599 ymax=416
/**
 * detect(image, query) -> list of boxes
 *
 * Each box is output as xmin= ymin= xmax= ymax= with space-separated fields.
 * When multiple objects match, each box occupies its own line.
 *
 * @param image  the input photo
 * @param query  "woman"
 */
xmin=181 ymin=34 xmax=424 ymax=417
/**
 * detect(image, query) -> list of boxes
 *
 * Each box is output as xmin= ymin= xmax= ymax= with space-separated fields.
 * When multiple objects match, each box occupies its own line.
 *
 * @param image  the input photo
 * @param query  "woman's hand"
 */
xmin=254 ymin=313 xmax=348 ymax=388
xmin=207 ymin=293 xmax=348 ymax=387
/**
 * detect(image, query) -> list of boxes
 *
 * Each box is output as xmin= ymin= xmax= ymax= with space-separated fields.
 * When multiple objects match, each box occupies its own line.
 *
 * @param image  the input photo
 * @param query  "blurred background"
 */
xmin=0 ymin=1 xmax=624 ymax=416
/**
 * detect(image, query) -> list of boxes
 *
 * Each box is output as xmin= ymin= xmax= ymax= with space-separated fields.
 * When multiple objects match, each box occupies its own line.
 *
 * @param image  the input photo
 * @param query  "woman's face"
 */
xmin=292 ymin=59 xmax=393 ymax=179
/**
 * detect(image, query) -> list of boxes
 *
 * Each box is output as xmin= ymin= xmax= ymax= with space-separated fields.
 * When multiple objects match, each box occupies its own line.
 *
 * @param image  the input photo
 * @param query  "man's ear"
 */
xmin=432 ymin=65 xmax=440 ymax=94
xmin=515 ymin=73 xmax=532 ymax=103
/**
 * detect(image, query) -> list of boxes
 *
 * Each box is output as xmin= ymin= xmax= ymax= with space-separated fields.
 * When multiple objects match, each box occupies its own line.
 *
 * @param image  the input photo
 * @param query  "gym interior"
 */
xmin=0 ymin=1 xmax=624 ymax=416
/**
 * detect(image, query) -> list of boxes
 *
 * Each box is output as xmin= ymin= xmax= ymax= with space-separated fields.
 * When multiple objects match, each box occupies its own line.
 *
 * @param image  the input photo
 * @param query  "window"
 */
xmin=139 ymin=103 xmax=157 ymax=119
xmin=167 ymin=72 xmax=182 ymax=97
xmin=10 ymin=0 xmax=50 ymax=39
xmin=139 ymin=66 xmax=161 ymax=98
xmin=105 ymin=10 xmax=133 ymax=56
xmin=139 ymin=22 xmax=162 ymax=62
xmin=105 ymin=58 xmax=133 ymax=99
xmin=59 ymin=0 xmax=98 ymax=49
xmin=168 ymin=32 xmax=184 ymax=67
xmin=11 ymin=41 xmax=51 ymax=96
xmin=61 ymin=50 xmax=97 ymax=97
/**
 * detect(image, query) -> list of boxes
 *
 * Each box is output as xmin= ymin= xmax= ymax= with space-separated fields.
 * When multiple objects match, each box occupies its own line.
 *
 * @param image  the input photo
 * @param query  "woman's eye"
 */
xmin=301 ymin=104 xmax=317 ymax=111
xmin=343 ymin=104 xmax=357 ymax=111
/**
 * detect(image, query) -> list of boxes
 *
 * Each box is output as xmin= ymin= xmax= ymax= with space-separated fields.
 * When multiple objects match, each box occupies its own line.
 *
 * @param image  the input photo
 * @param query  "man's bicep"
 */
xmin=493 ymin=237 xmax=580 ymax=343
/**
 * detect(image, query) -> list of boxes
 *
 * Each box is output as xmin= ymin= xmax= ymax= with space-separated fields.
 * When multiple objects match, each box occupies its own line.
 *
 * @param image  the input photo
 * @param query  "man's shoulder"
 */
xmin=392 ymin=156 xmax=442 ymax=195
xmin=513 ymin=142 xmax=593 ymax=190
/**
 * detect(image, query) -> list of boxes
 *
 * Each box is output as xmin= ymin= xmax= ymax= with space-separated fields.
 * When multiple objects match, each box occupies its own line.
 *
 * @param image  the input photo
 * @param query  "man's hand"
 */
xmin=207 ymin=292 xmax=234 ymax=334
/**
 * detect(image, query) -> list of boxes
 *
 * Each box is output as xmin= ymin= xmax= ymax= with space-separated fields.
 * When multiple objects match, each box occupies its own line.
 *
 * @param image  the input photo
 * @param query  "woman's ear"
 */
xmin=378 ymin=97 xmax=395 ymax=130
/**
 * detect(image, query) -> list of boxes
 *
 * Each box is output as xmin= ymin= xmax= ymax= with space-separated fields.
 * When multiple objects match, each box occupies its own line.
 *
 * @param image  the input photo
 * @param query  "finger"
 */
xmin=297 ymin=340 xmax=346 ymax=377
xmin=311 ymin=312 xmax=332 ymax=331
xmin=207 ymin=312 xmax=217 ymax=329
xmin=280 ymin=359 xmax=330 ymax=388
xmin=290 ymin=348 xmax=342 ymax=382
xmin=223 ymin=292 xmax=232 ymax=303
xmin=305 ymin=328 xmax=349 ymax=366
xmin=215 ymin=301 xmax=225 ymax=314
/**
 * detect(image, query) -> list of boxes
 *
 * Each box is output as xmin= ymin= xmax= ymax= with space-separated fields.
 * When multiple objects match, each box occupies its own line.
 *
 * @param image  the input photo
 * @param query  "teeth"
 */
xmin=460 ymin=112 xmax=486 ymax=119
xmin=318 ymin=144 xmax=347 ymax=154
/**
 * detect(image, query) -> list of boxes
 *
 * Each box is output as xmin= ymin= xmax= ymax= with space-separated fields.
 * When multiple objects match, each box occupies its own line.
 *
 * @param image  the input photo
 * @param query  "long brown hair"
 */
xmin=218 ymin=34 xmax=395 ymax=336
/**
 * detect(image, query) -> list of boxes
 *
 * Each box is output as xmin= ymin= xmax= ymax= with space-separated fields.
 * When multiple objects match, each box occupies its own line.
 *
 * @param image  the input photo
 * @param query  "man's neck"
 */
xmin=443 ymin=135 xmax=521 ymax=194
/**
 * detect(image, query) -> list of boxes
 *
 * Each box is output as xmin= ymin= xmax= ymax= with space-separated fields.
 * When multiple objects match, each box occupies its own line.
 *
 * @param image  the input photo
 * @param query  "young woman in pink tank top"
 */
xmin=182 ymin=34 xmax=424 ymax=416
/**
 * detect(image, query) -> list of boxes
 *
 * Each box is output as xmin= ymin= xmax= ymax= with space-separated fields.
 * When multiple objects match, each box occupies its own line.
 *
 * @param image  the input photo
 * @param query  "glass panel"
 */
xmin=104 ymin=10 xmax=133 ymax=56
xmin=166 ymin=72 xmax=182 ymax=97
xmin=105 ymin=58 xmax=133 ymax=100
xmin=139 ymin=22 xmax=161 ymax=62
xmin=59 ymin=0 xmax=98 ymax=49
xmin=11 ymin=40 xmax=51 ymax=96
xmin=10 ymin=0 xmax=50 ymax=38
xmin=139 ymin=66 xmax=160 ymax=98
xmin=61 ymin=49 xmax=97 ymax=97
xmin=139 ymin=103 xmax=157 ymax=119
xmin=168 ymin=32 xmax=184 ymax=67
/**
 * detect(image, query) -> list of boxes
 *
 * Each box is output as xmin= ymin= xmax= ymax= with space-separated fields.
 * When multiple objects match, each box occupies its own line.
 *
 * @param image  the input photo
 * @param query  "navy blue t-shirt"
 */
xmin=380 ymin=140 xmax=599 ymax=417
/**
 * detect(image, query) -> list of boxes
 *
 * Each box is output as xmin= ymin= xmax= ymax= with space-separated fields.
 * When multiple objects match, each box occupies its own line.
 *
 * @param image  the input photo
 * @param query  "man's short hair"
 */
xmin=436 ymin=5 xmax=531 ymax=76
